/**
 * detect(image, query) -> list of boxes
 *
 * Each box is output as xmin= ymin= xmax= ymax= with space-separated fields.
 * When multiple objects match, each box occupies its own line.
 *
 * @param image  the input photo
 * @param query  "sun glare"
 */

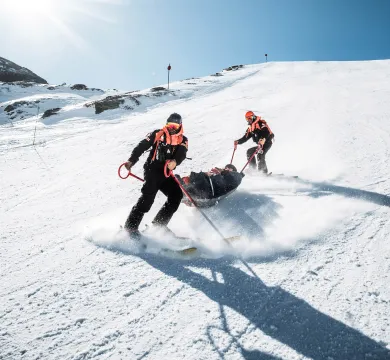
xmin=3 ymin=0 xmax=54 ymax=17
xmin=2 ymin=0 xmax=124 ymax=48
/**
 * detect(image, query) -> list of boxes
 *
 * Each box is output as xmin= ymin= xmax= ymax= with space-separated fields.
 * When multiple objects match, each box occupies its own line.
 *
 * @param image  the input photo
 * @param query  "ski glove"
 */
xmin=167 ymin=160 xmax=177 ymax=170
xmin=124 ymin=161 xmax=133 ymax=171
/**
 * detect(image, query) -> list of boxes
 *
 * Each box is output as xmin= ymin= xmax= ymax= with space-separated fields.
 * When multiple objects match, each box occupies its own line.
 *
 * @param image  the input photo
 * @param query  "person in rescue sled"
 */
xmin=234 ymin=110 xmax=274 ymax=174
xmin=177 ymin=164 xmax=243 ymax=200
xmin=123 ymin=113 xmax=188 ymax=237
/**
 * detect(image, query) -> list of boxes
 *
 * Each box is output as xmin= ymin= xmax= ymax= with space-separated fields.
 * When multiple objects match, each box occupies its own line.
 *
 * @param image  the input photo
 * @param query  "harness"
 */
xmin=247 ymin=116 xmax=273 ymax=135
xmin=151 ymin=126 xmax=184 ymax=161
xmin=207 ymin=176 xmax=215 ymax=197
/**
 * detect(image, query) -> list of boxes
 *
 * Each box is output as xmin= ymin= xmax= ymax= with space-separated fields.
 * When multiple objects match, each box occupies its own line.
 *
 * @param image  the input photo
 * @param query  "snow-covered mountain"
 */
xmin=0 ymin=57 xmax=48 ymax=84
xmin=1 ymin=60 xmax=390 ymax=359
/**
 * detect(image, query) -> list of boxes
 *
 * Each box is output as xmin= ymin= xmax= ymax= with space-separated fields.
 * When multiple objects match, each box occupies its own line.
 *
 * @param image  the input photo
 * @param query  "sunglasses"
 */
xmin=166 ymin=122 xmax=181 ymax=130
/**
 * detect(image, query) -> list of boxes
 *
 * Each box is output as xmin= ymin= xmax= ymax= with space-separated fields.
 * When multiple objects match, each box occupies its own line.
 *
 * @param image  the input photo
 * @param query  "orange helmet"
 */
xmin=245 ymin=110 xmax=256 ymax=124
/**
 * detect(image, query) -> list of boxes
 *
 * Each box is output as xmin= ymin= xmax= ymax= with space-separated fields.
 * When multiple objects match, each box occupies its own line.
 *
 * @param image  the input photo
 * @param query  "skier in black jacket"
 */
xmin=123 ymin=113 xmax=188 ymax=237
xmin=177 ymin=164 xmax=243 ymax=201
xmin=234 ymin=110 xmax=274 ymax=174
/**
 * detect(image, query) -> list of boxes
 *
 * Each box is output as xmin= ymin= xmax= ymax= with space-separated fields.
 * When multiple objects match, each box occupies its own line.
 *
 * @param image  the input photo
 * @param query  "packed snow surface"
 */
xmin=1 ymin=61 xmax=390 ymax=359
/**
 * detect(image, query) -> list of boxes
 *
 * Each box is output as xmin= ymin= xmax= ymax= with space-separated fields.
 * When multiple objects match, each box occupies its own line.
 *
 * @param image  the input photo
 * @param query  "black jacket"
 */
xmin=237 ymin=118 xmax=274 ymax=145
xmin=129 ymin=129 xmax=188 ymax=171
xmin=183 ymin=170 xmax=243 ymax=199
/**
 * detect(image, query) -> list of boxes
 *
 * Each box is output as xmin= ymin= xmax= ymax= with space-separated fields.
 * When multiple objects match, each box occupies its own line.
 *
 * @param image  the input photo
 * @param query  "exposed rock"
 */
xmin=4 ymin=104 xmax=15 ymax=112
xmin=70 ymin=84 xmax=88 ymax=90
xmin=94 ymin=98 xmax=124 ymax=114
xmin=85 ymin=90 xmax=171 ymax=114
xmin=47 ymin=86 xmax=56 ymax=90
xmin=8 ymin=81 xmax=36 ymax=88
xmin=151 ymin=86 xmax=167 ymax=92
xmin=3 ymin=101 xmax=29 ymax=112
xmin=149 ymin=87 xmax=174 ymax=97
xmin=41 ymin=108 xmax=61 ymax=119
xmin=211 ymin=72 xmax=223 ymax=77
xmin=224 ymin=65 xmax=244 ymax=71
xmin=0 ymin=57 xmax=48 ymax=84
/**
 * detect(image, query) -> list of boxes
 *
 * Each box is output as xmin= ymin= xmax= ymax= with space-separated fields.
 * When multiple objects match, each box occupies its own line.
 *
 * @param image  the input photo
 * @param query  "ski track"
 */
xmin=1 ymin=61 xmax=390 ymax=359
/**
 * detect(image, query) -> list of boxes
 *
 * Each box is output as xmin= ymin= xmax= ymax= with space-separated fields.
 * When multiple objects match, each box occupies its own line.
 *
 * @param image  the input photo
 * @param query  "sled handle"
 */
xmin=164 ymin=160 xmax=173 ymax=178
xmin=118 ymin=163 xmax=144 ymax=182
xmin=230 ymin=144 xmax=237 ymax=164
xmin=167 ymin=162 xmax=229 ymax=244
xmin=240 ymin=143 xmax=263 ymax=173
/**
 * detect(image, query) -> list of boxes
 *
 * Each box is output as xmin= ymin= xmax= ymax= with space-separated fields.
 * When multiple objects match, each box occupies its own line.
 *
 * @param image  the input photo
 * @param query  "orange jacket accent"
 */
xmin=236 ymin=116 xmax=274 ymax=145
xmin=151 ymin=125 xmax=184 ymax=161
xmin=248 ymin=116 xmax=273 ymax=135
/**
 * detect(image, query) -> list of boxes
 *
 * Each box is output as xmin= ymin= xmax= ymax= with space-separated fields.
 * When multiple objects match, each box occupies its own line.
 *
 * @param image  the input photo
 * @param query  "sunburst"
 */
xmin=1 ymin=0 xmax=125 ymax=48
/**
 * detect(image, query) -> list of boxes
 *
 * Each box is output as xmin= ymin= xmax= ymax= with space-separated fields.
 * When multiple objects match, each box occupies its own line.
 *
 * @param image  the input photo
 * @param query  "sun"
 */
xmin=1 ymin=0 xmax=124 ymax=48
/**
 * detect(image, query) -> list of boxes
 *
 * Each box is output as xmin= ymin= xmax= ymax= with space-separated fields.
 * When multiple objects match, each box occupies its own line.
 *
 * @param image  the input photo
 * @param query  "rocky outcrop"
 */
xmin=0 ymin=57 xmax=48 ymax=84
xmin=149 ymin=87 xmax=173 ymax=97
xmin=86 ymin=88 xmax=175 ymax=114
xmin=70 ymin=84 xmax=88 ymax=90
xmin=93 ymin=96 xmax=125 ymax=114
xmin=151 ymin=86 xmax=167 ymax=92
xmin=1 ymin=99 xmax=40 ymax=120
xmin=86 ymin=92 xmax=142 ymax=114
xmin=224 ymin=65 xmax=244 ymax=71
xmin=42 ymin=108 xmax=61 ymax=118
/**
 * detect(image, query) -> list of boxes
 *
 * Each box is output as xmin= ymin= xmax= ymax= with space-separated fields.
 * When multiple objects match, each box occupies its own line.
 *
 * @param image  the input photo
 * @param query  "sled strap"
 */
xmin=207 ymin=176 xmax=215 ymax=197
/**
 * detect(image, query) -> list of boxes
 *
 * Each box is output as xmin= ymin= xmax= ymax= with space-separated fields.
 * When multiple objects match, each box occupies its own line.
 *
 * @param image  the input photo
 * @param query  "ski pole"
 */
xmin=164 ymin=161 xmax=228 ymax=243
xmin=118 ymin=163 xmax=144 ymax=182
xmin=240 ymin=144 xmax=263 ymax=173
xmin=230 ymin=144 xmax=237 ymax=164
xmin=165 ymin=162 xmax=260 ymax=276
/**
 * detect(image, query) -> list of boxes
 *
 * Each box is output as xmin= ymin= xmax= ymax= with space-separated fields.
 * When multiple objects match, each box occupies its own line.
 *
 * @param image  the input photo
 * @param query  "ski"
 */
xmin=167 ymin=235 xmax=242 ymax=255
xmin=267 ymin=172 xmax=299 ymax=178
xmin=120 ymin=226 xmax=241 ymax=257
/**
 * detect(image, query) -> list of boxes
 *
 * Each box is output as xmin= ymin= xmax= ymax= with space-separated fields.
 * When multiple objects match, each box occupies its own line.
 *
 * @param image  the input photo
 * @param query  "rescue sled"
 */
xmin=181 ymin=188 xmax=237 ymax=208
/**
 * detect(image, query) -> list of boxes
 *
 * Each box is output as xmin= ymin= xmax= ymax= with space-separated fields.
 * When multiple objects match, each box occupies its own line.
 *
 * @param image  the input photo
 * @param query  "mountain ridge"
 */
xmin=0 ymin=56 xmax=48 ymax=84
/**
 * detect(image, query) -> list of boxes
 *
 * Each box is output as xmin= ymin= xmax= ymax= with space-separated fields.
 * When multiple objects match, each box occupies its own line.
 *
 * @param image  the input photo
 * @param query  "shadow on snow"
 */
xmin=141 ymin=256 xmax=390 ymax=360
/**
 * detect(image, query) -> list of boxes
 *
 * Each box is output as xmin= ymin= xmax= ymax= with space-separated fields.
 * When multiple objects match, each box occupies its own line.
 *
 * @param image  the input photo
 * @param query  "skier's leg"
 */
xmin=257 ymin=141 xmax=272 ymax=173
xmin=246 ymin=147 xmax=258 ymax=169
xmin=124 ymin=176 xmax=159 ymax=230
xmin=152 ymin=177 xmax=183 ymax=226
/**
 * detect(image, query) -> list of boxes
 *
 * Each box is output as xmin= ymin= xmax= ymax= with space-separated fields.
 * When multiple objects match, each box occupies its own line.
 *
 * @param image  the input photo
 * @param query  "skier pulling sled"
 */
xmin=119 ymin=160 xmax=241 ymax=255
xmin=234 ymin=110 xmax=274 ymax=174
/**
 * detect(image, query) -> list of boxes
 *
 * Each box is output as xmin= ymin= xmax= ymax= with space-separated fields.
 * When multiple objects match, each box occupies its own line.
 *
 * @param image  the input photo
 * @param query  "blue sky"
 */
xmin=1 ymin=0 xmax=390 ymax=90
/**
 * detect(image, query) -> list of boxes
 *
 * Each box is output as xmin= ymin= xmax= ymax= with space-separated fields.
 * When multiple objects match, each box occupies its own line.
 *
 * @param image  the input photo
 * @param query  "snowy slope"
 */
xmin=1 ymin=61 xmax=390 ymax=360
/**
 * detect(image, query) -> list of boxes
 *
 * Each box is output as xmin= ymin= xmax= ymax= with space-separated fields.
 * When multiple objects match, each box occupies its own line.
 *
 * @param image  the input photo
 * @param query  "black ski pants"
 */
xmin=246 ymin=139 xmax=272 ymax=173
xmin=125 ymin=165 xmax=183 ymax=230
